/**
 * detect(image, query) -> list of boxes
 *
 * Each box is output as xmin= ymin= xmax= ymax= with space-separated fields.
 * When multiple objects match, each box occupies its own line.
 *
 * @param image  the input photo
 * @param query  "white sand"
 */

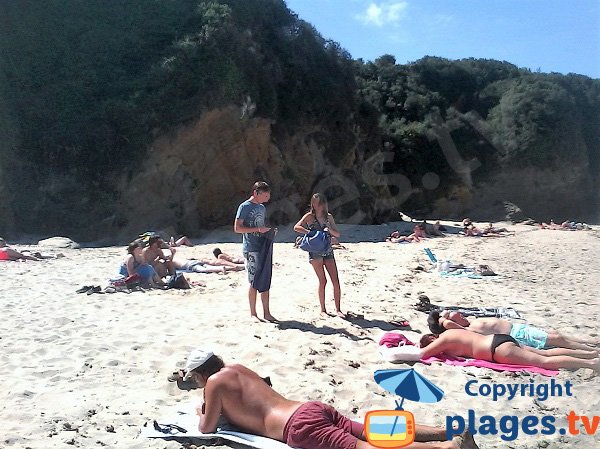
xmin=1 ymin=222 xmax=599 ymax=449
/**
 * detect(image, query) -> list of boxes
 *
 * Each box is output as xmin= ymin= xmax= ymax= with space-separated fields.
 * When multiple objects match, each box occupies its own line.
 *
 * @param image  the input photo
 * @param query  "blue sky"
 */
xmin=285 ymin=0 xmax=600 ymax=78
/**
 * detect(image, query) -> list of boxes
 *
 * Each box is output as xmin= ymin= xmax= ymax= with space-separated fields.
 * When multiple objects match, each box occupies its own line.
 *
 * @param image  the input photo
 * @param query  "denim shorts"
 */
xmin=309 ymin=250 xmax=335 ymax=261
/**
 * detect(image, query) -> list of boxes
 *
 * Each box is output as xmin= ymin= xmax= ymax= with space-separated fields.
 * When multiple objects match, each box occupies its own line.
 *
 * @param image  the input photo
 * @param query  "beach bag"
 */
xmin=168 ymin=273 xmax=190 ymax=289
xmin=111 ymin=273 xmax=142 ymax=288
xmin=298 ymin=230 xmax=330 ymax=253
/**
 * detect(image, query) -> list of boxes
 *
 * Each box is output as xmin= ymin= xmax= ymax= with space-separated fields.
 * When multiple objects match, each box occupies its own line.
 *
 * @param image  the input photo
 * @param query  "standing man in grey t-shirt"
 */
xmin=234 ymin=181 xmax=275 ymax=322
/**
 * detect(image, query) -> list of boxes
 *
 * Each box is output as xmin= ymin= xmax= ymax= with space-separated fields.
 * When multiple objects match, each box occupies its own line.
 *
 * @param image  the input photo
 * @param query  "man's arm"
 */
xmin=198 ymin=379 xmax=223 ymax=433
xmin=234 ymin=218 xmax=269 ymax=234
xmin=442 ymin=319 xmax=466 ymax=331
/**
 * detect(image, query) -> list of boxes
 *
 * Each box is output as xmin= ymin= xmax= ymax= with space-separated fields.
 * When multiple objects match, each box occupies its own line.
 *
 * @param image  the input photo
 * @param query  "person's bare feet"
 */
xmin=263 ymin=314 xmax=278 ymax=323
xmin=335 ymin=310 xmax=347 ymax=318
xmin=453 ymin=430 xmax=479 ymax=449
xmin=320 ymin=311 xmax=331 ymax=318
xmin=251 ymin=314 xmax=264 ymax=323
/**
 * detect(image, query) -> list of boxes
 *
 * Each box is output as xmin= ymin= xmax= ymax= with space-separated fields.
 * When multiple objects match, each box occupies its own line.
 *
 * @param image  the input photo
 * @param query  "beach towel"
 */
xmin=415 ymin=297 xmax=521 ymax=319
xmin=252 ymin=229 xmax=275 ymax=293
xmin=439 ymin=306 xmax=521 ymax=319
xmin=140 ymin=402 xmax=295 ymax=449
xmin=420 ymin=355 xmax=558 ymax=377
xmin=440 ymin=269 xmax=482 ymax=279
xmin=378 ymin=332 xmax=558 ymax=376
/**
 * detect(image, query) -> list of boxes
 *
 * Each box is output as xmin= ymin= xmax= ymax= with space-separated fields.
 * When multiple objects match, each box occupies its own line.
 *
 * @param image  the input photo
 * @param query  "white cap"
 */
xmin=183 ymin=348 xmax=214 ymax=381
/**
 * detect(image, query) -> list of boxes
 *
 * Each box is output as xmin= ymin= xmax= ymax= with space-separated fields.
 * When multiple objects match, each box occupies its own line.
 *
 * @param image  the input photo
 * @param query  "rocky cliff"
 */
xmin=112 ymin=106 xmax=383 ymax=239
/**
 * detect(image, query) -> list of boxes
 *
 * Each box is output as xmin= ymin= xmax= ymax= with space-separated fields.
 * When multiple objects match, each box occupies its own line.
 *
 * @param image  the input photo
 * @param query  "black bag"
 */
xmin=168 ymin=273 xmax=190 ymax=289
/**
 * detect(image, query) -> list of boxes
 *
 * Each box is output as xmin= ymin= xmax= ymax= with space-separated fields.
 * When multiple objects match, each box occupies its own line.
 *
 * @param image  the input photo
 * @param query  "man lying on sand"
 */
xmin=184 ymin=348 xmax=479 ymax=449
xmin=420 ymin=329 xmax=600 ymax=371
xmin=0 ymin=238 xmax=40 ymax=261
xmin=429 ymin=311 xmax=599 ymax=352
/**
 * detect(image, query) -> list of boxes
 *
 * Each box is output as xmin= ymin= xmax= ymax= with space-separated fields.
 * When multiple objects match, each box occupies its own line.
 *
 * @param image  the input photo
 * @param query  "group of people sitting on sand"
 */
xmin=118 ymin=233 xmax=245 ymax=288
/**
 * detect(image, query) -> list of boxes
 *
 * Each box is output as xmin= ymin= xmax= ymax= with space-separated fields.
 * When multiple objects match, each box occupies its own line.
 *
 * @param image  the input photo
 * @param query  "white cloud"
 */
xmin=355 ymin=1 xmax=409 ymax=27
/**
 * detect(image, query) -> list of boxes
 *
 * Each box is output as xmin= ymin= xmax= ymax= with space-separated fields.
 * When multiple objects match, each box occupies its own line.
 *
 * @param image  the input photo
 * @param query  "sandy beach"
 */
xmin=1 ymin=221 xmax=599 ymax=449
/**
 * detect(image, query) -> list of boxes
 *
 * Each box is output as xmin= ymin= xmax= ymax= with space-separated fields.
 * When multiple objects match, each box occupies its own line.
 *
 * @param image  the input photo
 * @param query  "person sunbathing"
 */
xmin=481 ymin=223 xmax=513 ymax=235
xmin=0 ymin=238 xmax=41 ymax=261
xmin=387 ymin=225 xmax=425 ymax=243
xmin=172 ymin=257 xmax=245 ymax=273
xmin=428 ymin=311 xmax=599 ymax=353
xmin=463 ymin=224 xmax=485 ymax=237
xmin=170 ymin=235 xmax=194 ymax=247
xmin=183 ymin=348 xmax=479 ymax=449
xmin=212 ymin=247 xmax=244 ymax=264
xmin=419 ymin=329 xmax=600 ymax=371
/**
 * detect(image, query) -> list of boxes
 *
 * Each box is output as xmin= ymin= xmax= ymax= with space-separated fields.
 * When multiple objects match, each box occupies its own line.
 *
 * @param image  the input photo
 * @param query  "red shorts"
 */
xmin=283 ymin=401 xmax=364 ymax=449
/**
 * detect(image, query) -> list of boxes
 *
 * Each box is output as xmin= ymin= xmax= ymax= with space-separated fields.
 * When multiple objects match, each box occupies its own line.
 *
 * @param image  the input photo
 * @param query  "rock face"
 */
xmin=111 ymin=105 xmax=598 ymax=239
xmin=113 ymin=107 xmax=382 ymax=238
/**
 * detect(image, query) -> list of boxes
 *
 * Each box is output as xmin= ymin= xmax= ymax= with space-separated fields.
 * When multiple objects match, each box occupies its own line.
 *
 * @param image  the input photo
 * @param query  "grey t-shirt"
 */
xmin=235 ymin=200 xmax=266 ymax=252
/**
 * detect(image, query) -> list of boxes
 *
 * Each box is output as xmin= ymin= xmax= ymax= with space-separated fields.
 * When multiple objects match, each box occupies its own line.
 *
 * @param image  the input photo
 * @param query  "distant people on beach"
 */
xmin=172 ymin=249 xmax=245 ymax=274
xmin=213 ymin=248 xmax=244 ymax=264
xmin=294 ymin=193 xmax=345 ymax=318
xmin=539 ymin=220 xmax=591 ymax=230
xmin=481 ymin=223 xmax=513 ymax=236
xmin=386 ymin=224 xmax=425 ymax=243
xmin=430 ymin=220 xmax=446 ymax=237
xmin=169 ymin=235 xmax=194 ymax=247
xmin=143 ymin=235 xmax=176 ymax=278
xmin=172 ymin=258 xmax=244 ymax=274
xmin=0 ymin=238 xmax=41 ymax=261
xmin=119 ymin=240 xmax=164 ymax=287
xmin=428 ymin=311 xmax=599 ymax=352
xmin=234 ymin=181 xmax=276 ymax=322
xmin=420 ymin=329 xmax=600 ymax=371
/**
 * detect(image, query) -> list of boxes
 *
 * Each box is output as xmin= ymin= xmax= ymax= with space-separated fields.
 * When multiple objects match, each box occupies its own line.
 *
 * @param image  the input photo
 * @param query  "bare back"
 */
xmin=421 ymin=329 xmax=496 ymax=361
xmin=468 ymin=318 xmax=512 ymax=335
xmin=204 ymin=365 xmax=302 ymax=440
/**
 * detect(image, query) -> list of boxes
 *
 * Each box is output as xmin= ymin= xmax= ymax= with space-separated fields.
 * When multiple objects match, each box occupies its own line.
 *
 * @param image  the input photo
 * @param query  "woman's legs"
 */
xmin=310 ymin=259 xmax=328 ymax=315
xmin=546 ymin=331 xmax=600 ymax=351
xmin=324 ymin=258 xmax=344 ymax=317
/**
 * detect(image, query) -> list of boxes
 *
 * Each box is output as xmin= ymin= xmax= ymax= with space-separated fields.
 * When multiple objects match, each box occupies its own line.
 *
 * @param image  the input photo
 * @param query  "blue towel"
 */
xmin=252 ymin=229 xmax=275 ymax=293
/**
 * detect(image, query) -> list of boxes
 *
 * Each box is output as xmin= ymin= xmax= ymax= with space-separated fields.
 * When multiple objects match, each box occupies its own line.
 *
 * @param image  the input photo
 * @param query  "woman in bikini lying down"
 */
xmin=419 ymin=329 xmax=600 ymax=371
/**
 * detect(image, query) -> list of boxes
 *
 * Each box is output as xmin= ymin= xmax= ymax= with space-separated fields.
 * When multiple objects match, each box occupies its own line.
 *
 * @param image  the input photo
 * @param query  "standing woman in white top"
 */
xmin=294 ymin=193 xmax=344 ymax=318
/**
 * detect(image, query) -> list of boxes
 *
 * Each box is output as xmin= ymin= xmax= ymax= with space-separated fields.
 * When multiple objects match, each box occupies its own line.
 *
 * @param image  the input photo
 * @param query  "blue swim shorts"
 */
xmin=509 ymin=323 xmax=548 ymax=349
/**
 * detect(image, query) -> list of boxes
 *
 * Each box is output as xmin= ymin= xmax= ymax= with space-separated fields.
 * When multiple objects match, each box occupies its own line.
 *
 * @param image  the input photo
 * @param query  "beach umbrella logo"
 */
xmin=364 ymin=368 xmax=445 ymax=448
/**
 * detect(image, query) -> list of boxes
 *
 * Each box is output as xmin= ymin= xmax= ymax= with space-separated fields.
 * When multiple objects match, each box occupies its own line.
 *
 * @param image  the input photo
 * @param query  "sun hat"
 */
xmin=183 ymin=348 xmax=214 ymax=381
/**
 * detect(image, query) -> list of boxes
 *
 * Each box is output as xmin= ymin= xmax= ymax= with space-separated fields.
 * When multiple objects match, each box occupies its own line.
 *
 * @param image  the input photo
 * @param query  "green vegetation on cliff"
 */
xmin=0 ymin=1 xmax=598 ymax=235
